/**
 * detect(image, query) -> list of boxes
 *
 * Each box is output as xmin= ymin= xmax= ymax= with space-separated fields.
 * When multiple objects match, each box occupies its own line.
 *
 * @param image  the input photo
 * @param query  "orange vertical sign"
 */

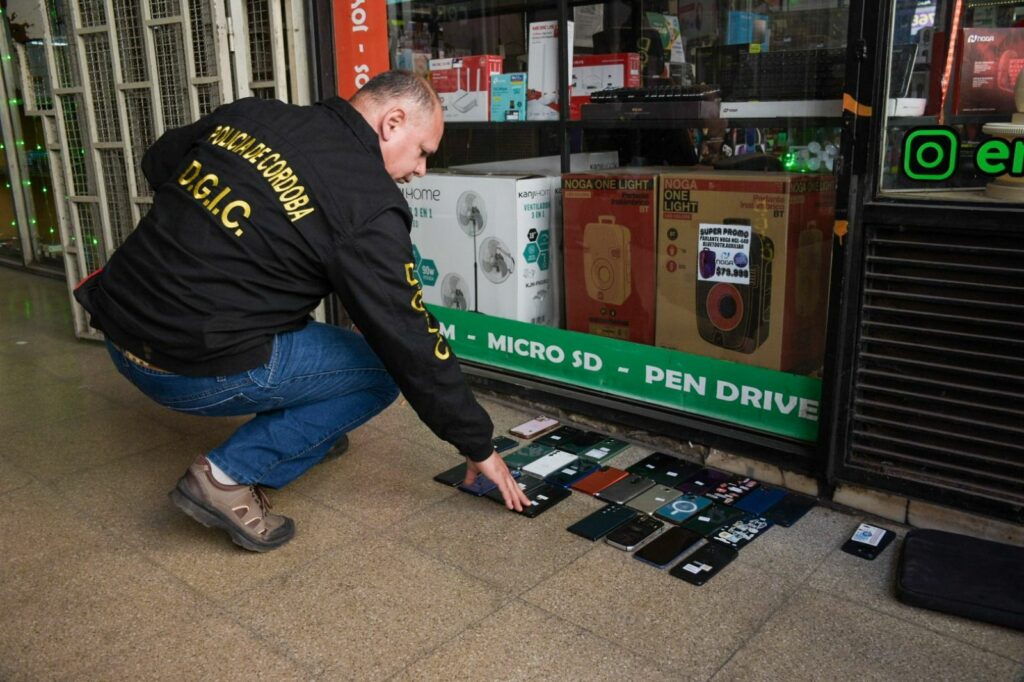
xmin=334 ymin=0 xmax=391 ymax=98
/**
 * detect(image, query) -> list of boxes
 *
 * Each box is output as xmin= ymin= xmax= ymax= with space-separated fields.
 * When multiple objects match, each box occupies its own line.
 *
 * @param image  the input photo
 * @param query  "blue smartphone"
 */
xmin=458 ymin=469 xmax=520 ymax=496
xmin=654 ymin=494 xmax=712 ymax=524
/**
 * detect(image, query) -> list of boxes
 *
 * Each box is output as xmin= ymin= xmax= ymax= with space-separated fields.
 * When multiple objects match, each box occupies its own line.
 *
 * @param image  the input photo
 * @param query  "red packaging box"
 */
xmin=953 ymin=28 xmax=1024 ymax=115
xmin=562 ymin=168 xmax=665 ymax=344
xmin=570 ymin=53 xmax=642 ymax=120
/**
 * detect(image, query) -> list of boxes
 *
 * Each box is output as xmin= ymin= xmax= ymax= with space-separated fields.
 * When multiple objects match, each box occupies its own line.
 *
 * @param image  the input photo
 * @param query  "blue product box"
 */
xmin=726 ymin=11 xmax=770 ymax=51
xmin=490 ymin=72 xmax=527 ymax=122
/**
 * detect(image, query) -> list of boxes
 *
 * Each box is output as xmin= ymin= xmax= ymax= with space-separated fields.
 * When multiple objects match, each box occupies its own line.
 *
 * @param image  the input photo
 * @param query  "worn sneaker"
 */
xmin=169 ymin=455 xmax=295 ymax=552
xmin=321 ymin=434 xmax=350 ymax=463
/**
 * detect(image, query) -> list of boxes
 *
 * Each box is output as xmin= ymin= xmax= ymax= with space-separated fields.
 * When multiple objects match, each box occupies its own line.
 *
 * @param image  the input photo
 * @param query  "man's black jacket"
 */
xmin=75 ymin=97 xmax=494 ymax=460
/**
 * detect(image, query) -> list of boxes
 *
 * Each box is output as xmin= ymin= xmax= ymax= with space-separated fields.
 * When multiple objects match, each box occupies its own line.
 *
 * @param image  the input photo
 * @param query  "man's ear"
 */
xmin=380 ymin=106 xmax=407 ymax=142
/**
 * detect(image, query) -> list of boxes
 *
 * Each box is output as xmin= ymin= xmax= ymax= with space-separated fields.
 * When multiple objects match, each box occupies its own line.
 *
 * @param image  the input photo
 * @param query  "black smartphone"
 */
xmin=764 ymin=494 xmax=816 ymax=527
xmin=458 ymin=469 xmax=520 ymax=496
xmin=634 ymin=526 xmax=704 ymax=568
xmin=519 ymin=482 xmax=571 ymax=518
xmin=595 ymin=475 xmax=656 ymax=505
xmin=670 ymin=541 xmax=738 ymax=586
xmin=627 ymin=452 xmax=703 ymax=487
xmin=841 ymin=523 xmax=895 ymax=560
xmin=535 ymin=425 xmax=588 ymax=450
xmin=566 ymin=504 xmax=639 ymax=541
xmin=605 ymin=515 xmax=665 ymax=551
xmin=433 ymin=462 xmax=467 ymax=487
xmin=545 ymin=459 xmax=601 ymax=488
xmin=492 ymin=436 xmax=519 ymax=453
xmin=704 ymin=477 xmax=759 ymax=506
xmin=483 ymin=473 xmax=547 ymax=504
xmin=503 ymin=443 xmax=556 ymax=470
xmin=711 ymin=515 xmax=773 ymax=550
xmin=680 ymin=503 xmax=748 ymax=537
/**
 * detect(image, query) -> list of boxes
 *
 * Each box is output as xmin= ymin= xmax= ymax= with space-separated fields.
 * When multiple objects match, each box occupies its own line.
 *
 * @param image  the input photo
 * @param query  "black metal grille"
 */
xmin=849 ymin=223 xmax=1024 ymax=509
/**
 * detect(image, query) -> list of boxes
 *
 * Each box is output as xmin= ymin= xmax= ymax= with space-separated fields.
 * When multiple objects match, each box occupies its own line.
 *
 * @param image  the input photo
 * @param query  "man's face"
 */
xmin=382 ymin=103 xmax=443 ymax=184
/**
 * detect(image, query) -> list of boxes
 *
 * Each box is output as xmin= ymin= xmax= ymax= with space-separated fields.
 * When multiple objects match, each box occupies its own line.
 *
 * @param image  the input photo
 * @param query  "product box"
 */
xmin=570 ymin=53 xmax=641 ymax=120
xmin=562 ymin=168 xmax=678 ymax=344
xmin=655 ymin=171 xmax=835 ymax=373
xmin=726 ymin=11 xmax=770 ymax=51
xmin=401 ymin=170 xmax=556 ymax=325
xmin=528 ymin=20 xmax=574 ymax=120
xmin=429 ymin=55 xmax=504 ymax=121
xmin=490 ymin=72 xmax=527 ymax=122
xmin=953 ymin=28 xmax=1024 ymax=115
xmin=453 ymin=152 xmax=620 ymax=326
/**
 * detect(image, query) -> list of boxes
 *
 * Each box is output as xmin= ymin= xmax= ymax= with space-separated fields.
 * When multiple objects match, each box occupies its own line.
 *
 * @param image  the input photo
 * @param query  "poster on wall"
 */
xmin=429 ymin=306 xmax=823 ymax=442
xmin=334 ymin=0 xmax=391 ymax=98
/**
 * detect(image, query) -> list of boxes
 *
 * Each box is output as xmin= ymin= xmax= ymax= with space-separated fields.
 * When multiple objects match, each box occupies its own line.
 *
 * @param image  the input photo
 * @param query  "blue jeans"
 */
xmin=106 ymin=322 xmax=399 ymax=488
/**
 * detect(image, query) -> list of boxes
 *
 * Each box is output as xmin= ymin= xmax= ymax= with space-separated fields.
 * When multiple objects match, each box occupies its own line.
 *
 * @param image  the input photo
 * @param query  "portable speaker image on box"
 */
xmin=696 ymin=219 xmax=773 ymax=353
xmin=583 ymin=215 xmax=632 ymax=305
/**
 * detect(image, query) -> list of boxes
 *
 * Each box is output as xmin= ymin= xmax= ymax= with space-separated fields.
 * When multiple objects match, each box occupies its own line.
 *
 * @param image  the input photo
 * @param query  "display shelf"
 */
xmin=719 ymin=100 xmax=842 ymax=119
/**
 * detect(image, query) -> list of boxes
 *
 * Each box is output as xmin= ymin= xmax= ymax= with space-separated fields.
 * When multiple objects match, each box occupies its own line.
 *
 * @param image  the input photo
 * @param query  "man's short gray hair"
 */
xmin=351 ymin=70 xmax=439 ymax=115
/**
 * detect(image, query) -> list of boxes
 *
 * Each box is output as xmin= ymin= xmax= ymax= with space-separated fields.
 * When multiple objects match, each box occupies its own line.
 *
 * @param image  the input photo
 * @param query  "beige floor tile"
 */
xmin=5 ymin=402 xmax=184 ymax=480
xmin=711 ymin=589 xmax=1021 ymax=682
xmin=53 ymin=451 xmax=364 ymax=601
xmin=394 ymin=488 xmax=598 ymax=595
xmin=0 ymin=455 xmax=33 ymax=495
xmin=227 ymin=540 xmax=508 ymax=679
xmin=738 ymin=505 xmax=861 ymax=582
xmin=522 ymin=544 xmax=799 ymax=678
xmin=289 ymin=432 xmax=461 ymax=530
xmin=369 ymin=397 xmax=438 ymax=444
xmin=807 ymin=529 xmax=1024 ymax=663
xmin=0 ymin=485 xmax=209 ymax=680
xmin=393 ymin=600 xmax=676 ymax=681
xmin=0 ymin=377 xmax=119 ymax=434
xmin=72 ymin=612 xmax=316 ymax=681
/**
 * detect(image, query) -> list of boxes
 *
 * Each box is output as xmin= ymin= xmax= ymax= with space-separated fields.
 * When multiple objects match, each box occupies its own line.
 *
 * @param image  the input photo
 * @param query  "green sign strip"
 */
xmin=429 ymin=306 xmax=822 ymax=442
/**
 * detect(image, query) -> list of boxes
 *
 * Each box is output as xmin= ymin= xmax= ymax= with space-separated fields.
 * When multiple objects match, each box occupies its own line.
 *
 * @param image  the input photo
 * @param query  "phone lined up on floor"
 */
xmin=509 ymin=416 xmax=560 ymax=439
xmin=567 ymin=504 xmax=638 ymax=541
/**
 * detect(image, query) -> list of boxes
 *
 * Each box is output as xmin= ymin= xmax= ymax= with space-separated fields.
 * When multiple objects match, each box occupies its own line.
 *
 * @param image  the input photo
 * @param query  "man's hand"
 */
xmin=464 ymin=451 xmax=532 ymax=512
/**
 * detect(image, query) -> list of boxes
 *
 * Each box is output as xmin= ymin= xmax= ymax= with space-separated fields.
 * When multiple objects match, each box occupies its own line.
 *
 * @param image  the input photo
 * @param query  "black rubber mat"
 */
xmin=896 ymin=528 xmax=1024 ymax=631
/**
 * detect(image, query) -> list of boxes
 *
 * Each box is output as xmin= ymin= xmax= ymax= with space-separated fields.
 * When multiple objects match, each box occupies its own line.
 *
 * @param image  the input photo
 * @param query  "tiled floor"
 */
xmin=2 ymin=266 xmax=1022 ymax=681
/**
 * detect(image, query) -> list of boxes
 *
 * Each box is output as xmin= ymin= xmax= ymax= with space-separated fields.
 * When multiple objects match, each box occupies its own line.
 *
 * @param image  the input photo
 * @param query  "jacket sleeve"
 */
xmin=325 ymin=208 xmax=495 ymax=461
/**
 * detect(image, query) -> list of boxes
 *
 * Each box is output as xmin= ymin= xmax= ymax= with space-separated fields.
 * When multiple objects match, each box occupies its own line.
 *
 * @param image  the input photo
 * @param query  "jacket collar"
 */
xmin=320 ymin=97 xmax=383 ymax=161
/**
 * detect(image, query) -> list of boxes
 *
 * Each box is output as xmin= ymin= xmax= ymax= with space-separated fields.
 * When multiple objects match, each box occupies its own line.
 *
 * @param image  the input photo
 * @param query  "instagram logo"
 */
xmin=902 ymin=126 xmax=960 ymax=181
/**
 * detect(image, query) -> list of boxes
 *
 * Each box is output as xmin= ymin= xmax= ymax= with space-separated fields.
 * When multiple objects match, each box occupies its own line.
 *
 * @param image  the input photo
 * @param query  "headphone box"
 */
xmin=402 ymin=170 xmax=556 ymax=326
xmin=429 ymin=55 xmax=504 ymax=122
xmin=562 ymin=168 xmax=682 ymax=344
xmin=654 ymin=170 xmax=834 ymax=373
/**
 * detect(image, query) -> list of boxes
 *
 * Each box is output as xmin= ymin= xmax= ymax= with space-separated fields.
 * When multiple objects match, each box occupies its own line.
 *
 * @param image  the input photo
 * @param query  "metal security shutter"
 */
xmin=845 ymin=221 xmax=1024 ymax=513
xmin=26 ymin=0 xmax=309 ymax=338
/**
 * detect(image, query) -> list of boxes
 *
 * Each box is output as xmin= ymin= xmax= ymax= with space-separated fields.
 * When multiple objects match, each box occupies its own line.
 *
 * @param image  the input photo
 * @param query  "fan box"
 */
xmin=401 ymin=170 xmax=556 ymax=325
xmin=452 ymin=152 xmax=620 ymax=325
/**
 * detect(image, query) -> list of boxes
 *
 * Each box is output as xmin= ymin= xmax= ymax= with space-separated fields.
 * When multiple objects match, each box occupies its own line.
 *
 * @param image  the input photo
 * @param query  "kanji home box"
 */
xmin=570 ymin=53 xmax=641 ymax=120
xmin=429 ymin=55 xmax=504 ymax=121
xmin=953 ymin=28 xmax=1024 ymax=115
xmin=401 ymin=171 xmax=556 ymax=325
xmin=562 ymin=169 xmax=674 ymax=344
xmin=655 ymin=171 xmax=835 ymax=372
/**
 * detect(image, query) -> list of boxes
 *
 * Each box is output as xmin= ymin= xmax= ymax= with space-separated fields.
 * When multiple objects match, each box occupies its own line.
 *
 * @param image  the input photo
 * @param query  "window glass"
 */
xmin=389 ymin=1 xmax=848 ymax=441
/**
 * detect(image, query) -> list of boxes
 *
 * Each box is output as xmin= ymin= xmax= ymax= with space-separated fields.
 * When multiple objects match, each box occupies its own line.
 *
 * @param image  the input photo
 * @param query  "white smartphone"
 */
xmin=509 ymin=416 xmax=560 ymax=439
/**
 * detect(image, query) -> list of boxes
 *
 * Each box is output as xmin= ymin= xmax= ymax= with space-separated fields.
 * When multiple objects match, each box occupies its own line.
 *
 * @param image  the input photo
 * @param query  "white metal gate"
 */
xmin=20 ymin=0 xmax=311 ymax=338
